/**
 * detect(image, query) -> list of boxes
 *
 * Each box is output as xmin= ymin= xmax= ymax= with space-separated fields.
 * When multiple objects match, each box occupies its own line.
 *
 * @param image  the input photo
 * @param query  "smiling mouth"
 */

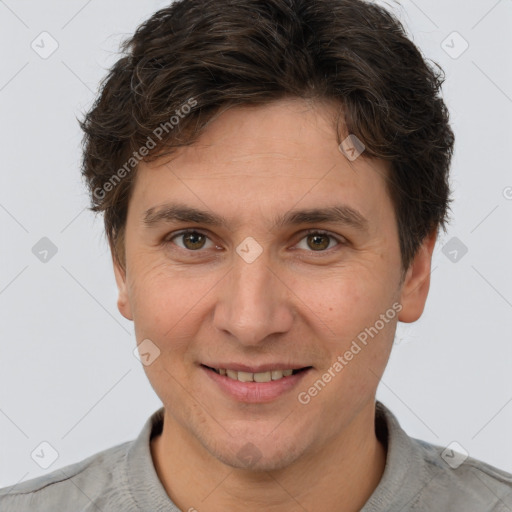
xmin=202 ymin=365 xmax=311 ymax=383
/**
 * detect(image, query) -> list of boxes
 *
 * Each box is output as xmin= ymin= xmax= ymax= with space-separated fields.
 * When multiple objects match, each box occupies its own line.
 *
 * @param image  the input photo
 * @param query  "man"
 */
xmin=1 ymin=0 xmax=511 ymax=510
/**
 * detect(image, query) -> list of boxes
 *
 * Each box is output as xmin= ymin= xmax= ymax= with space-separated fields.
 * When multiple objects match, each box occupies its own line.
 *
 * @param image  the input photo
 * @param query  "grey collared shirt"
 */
xmin=1 ymin=402 xmax=511 ymax=511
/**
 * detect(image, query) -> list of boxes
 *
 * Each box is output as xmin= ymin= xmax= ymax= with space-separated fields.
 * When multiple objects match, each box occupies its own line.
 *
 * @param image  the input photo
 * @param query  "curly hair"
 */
xmin=79 ymin=0 xmax=454 ymax=275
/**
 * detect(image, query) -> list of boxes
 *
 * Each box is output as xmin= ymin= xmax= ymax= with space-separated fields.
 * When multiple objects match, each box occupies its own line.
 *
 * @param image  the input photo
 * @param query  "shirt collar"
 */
xmin=361 ymin=401 xmax=430 ymax=511
xmin=125 ymin=407 xmax=180 ymax=511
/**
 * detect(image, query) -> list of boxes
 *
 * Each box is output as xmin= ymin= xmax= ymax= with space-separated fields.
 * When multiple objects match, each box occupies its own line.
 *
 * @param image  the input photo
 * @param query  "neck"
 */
xmin=150 ymin=402 xmax=386 ymax=512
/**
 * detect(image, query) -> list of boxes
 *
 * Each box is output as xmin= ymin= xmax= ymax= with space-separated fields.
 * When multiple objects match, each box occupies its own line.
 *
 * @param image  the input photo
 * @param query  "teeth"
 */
xmin=214 ymin=368 xmax=297 ymax=382
xmin=237 ymin=371 xmax=254 ymax=382
xmin=254 ymin=371 xmax=271 ymax=382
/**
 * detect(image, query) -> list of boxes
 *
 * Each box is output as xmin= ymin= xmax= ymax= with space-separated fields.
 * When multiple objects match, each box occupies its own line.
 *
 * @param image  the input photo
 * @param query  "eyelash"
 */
xmin=164 ymin=228 xmax=345 ymax=257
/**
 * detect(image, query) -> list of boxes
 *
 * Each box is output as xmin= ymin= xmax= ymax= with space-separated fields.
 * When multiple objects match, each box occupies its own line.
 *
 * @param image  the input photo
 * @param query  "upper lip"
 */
xmin=202 ymin=363 xmax=312 ymax=373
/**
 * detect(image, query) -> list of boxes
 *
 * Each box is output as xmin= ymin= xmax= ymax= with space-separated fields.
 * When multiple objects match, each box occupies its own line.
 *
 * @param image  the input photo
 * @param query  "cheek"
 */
xmin=129 ymin=270 xmax=204 ymax=397
xmin=295 ymin=269 xmax=397 ymax=382
xmin=127 ymin=264 xmax=215 ymax=350
xmin=293 ymin=267 xmax=388 ymax=339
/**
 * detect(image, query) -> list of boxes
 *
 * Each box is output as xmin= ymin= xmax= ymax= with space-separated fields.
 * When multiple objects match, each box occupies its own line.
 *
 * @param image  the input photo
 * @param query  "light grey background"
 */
xmin=1 ymin=0 xmax=511 ymax=488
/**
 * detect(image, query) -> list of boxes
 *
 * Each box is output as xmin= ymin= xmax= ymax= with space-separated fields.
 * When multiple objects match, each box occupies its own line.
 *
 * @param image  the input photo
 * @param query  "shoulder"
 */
xmin=372 ymin=402 xmax=512 ymax=511
xmin=412 ymin=437 xmax=512 ymax=510
xmin=0 ymin=440 xmax=136 ymax=511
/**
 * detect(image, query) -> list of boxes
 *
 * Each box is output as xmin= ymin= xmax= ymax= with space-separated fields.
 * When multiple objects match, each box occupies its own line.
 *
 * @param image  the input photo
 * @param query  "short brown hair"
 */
xmin=79 ymin=0 xmax=454 ymax=274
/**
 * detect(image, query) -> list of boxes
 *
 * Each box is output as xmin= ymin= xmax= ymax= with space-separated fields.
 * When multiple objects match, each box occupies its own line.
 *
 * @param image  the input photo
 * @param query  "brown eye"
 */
xmin=168 ymin=230 xmax=214 ymax=251
xmin=296 ymin=231 xmax=341 ymax=252
xmin=306 ymin=233 xmax=331 ymax=251
xmin=182 ymin=232 xmax=207 ymax=250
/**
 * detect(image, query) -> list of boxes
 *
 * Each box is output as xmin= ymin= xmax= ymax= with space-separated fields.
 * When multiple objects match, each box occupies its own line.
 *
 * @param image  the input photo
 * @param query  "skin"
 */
xmin=112 ymin=98 xmax=436 ymax=512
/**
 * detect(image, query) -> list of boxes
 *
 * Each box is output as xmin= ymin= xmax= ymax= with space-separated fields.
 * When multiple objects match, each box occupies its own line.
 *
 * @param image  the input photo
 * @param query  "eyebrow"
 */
xmin=142 ymin=202 xmax=369 ymax=232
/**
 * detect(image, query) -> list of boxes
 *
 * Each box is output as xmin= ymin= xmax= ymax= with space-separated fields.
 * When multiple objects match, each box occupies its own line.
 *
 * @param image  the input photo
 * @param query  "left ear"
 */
xmin=398 ymin=228 xmax=438 ymax=323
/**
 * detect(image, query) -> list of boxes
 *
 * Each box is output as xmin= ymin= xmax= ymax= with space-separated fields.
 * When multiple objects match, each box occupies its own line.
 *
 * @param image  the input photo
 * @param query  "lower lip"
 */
xmin=201 ymin=365 xmax=312 ymax=403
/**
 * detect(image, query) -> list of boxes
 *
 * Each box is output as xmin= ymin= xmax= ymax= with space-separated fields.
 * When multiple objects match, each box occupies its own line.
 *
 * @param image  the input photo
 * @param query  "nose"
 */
xmin=212 ymin=248 xmax=294 ymax=346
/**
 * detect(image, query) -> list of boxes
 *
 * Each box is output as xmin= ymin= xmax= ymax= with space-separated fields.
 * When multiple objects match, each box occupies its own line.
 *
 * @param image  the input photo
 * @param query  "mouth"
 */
xmin=202 ymin=365 xmax=312 ymax=382
xmin=200 ymin=364 xmax=313 ymax=403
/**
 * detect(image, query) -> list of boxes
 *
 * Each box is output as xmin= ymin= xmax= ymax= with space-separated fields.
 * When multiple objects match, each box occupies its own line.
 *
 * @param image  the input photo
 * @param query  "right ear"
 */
xmin=111 ymin=239 xmax=133 ymax=321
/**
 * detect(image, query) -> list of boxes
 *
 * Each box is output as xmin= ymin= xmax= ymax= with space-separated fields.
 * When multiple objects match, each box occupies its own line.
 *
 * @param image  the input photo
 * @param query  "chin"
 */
xmin=199 ymin=429 xmax=310 ymax=472
xmin=217 ymin=444 xmax=303 ymax=472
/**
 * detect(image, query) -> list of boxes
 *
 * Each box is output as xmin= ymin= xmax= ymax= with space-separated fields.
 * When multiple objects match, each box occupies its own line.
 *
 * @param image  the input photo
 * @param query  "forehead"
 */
xmin=129 ymin=98 xmax=393 ymax=229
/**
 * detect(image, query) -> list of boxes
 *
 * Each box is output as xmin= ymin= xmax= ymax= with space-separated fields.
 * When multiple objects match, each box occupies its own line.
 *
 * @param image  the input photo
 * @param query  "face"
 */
xmin=114 ymin=98 xmax=434 ymax=471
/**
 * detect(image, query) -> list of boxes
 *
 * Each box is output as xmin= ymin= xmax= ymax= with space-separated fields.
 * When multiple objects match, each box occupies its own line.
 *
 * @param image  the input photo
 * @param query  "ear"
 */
xmin=111 ymin=244 xmax=133 ymax=322
xmin=398 ymin=228 xmax=437 ymax=323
